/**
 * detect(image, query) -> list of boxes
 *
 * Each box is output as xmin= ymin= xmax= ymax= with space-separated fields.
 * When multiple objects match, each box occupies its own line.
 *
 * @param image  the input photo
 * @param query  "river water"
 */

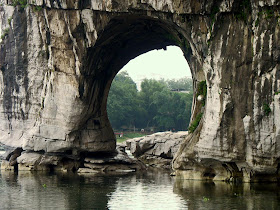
xmin=0 ymin=168 xmax=280 ymax=210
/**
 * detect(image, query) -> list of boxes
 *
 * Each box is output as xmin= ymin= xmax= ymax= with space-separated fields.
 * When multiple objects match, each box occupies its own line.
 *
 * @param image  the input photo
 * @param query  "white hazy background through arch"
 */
xmin=120 ymin=46 xmax=191 ymax=89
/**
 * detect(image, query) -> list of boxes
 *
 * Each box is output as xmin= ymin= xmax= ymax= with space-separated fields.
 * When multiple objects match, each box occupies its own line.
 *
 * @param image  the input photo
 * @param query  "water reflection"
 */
xmin=174 ymin=178 xmax=280 ymax=210
xmin=1 ymin=170 xmax=280 ymax=209
xmin=0 ymin=171 xmax=118 ymax=209
xmin=107 ymin=170 xmax=187 ymax=209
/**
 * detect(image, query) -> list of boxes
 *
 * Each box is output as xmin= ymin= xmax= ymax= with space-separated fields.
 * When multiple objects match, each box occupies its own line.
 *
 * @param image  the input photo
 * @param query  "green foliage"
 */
xmin=107 ymin=71 xmax=139 ymax=129
xmin=1 ymin=28 xmax=10 ymax=40
xmin=152 ymin=89 xmax=192 ymax=131
xmin=263 ymin=9 xmax=274 ymax=19
xmin=263 ymin=103 xmax=271 ymax=116
xmin=189 ymin=112 xmax=203 ymax=133
xmin=196 ymin=80 xmax=207 ymax=106
xmin=8 ymin=17 xmax=12 ymax=25
xmin=203 ymin=197 xmax=210 ymax=202
xmin=107 ymin=72 xmax=193 ymax=131
xmin=161 ymin=77 xmax=193 ymax=91
xmin=33 ymin=5 xmax=42 ymax=12
xmin=210 ymin=5 xmax=219 ymax=29
xmin=255 ymin=9 xmax=275 ymax=27
xmin=11 ymin=0 xmax=28 ymax=9
xmin=234 ymin=0 xmax=252 ymax=22
xmin=275 ymin=91 xmax=280 ymax=95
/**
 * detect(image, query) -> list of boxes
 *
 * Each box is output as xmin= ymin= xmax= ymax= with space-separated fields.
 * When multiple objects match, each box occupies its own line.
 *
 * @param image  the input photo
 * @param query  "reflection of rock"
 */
xmin=0 ymin=171 xmax=118 ymax=209
xmin=1 ymin=160 xmax=15 ymax=170
xmin=126 ymin=131 xmax=187 ymax=168
xmin=173 ymin=178 xmax=280 ymax=209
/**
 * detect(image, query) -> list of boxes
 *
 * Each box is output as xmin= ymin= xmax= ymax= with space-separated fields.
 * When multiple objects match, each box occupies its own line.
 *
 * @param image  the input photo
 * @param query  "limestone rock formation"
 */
xmin=0 ymin=0 xmax=279 ymax=181
xmin=78 ymin=145 xmax=146 ymax=173
xmin=126 ymin=131 xmax=188 ymax=168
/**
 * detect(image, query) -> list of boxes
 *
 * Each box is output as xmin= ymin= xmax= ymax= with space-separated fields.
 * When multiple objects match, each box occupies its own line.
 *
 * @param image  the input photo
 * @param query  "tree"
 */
xmin=107 ymin=71 xmax=138 ymax=129
xmin=160 ymin=77 xmax=193 ymax=91
xmin=107 ymin=73 xmax=193 ymax=132
xmin=138 ymin=79 xmax=167 ymax=128
xmin=152 ymin=89 xmax=193 ymax=131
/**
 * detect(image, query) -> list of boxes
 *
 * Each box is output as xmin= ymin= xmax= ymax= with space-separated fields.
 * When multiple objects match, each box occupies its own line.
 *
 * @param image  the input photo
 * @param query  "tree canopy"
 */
xmin=107 ymin=71 xmax=193 ymax=132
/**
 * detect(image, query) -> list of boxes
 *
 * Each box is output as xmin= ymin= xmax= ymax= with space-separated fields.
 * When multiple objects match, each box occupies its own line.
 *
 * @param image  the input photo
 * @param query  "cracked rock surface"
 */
xmin=0 ymin=0 xmax=279 ymax=181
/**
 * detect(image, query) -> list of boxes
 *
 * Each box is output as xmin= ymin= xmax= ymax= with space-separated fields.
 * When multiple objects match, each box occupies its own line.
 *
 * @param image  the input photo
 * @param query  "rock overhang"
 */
xmin=0 ymin=0 xmax=279 ymax=181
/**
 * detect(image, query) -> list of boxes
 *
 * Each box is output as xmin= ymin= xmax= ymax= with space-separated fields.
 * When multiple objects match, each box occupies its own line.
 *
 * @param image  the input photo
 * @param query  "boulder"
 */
xmin=79 ymin=144 xmax=146 ymax=173
xmin=126 ymin=131 xmax=188 ymax=168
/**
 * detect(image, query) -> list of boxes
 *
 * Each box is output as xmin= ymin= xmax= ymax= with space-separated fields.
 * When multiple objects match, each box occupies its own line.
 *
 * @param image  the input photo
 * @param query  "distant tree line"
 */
xmin=107 ymin=71 xmax=193 ymax=132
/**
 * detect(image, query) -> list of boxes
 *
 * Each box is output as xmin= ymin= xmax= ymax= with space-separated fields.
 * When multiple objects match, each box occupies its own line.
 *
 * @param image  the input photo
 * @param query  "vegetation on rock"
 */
xmin=1 ymin=28 xmax=9 ymax=40
xmin=196 ymin=80 xmax=207 ymax=106
xmin=11 ymin=0 xmax=28 ymax=8
xmin=263 ymin=103 xmax=271 ymax=116
xmin=188 ymin=112 xmax=203 ymax=133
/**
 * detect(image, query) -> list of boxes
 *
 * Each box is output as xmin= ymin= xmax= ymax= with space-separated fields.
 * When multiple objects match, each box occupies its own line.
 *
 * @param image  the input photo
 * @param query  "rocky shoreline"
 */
xmin=125 ymin=131 xmax=188 ymax=169
xmin=0 ymin=131 xmax=185 ymax=173
xmin=0 ymin=144 xmax=146 ymax=174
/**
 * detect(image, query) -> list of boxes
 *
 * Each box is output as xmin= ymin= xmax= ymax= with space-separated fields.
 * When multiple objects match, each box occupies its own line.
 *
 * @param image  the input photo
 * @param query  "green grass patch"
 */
xmin=116 ymin=132 xmax=147 ymax=143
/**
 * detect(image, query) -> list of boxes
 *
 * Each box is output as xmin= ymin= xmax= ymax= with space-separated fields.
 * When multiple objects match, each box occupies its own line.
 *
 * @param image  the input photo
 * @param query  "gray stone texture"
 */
xmin=126 ymin=131 xmax=187 ymax=168
xmin=0 ymin=0 xmax=279 ymax=181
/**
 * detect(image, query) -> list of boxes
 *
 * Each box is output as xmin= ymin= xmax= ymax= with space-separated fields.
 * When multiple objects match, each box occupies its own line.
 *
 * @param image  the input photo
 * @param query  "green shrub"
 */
xmin=33 ymin=5 xmax=42 ymax=12
xmin=1 ymin=28 xmax=10 ymax=40
xmin=12 ymin=0 xmax=28 ymax=9
xmin=8 ymin=17 xmax=12 ymax=25
xmin=196 ymin=80 xmax=207 ymax=106
xmin=234 ymin=0 xmax=251 ymax=22
xmin=189 ymin=112 xmax=203 ymax=133
xmin=263 ymin=103 xmax=271 ymax=116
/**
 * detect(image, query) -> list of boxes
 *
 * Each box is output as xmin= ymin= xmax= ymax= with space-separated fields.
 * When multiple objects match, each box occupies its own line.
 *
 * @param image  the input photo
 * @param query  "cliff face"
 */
xmin=0 ymin=0 xmax=279 ymax=180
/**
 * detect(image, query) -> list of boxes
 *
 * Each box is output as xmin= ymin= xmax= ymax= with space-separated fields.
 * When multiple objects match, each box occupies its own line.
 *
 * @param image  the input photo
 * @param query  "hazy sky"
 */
xmin=120 ymin=46 xmax=192 ymax=87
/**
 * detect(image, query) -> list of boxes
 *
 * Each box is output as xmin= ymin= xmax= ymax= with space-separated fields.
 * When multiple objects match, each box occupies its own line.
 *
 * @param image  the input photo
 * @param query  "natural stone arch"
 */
xmin=78 ymin=14 xmax=200 ymax=153
xmin=0 ymin=1 xmax=279 ymax=181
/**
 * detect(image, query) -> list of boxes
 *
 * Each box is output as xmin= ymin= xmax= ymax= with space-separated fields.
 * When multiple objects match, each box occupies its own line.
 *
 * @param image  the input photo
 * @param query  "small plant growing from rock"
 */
xmin=8 ymin=17 xmax=12 ymax=25
xmin=33 ymin=5 xmax=42 ymax=12
xmin=234 ymin=0 xmax=252 ymax=22
xmin=189 ymin=112 xmax=203 ymax=133
xmin=11 ymin=0 xmax=28 ymax=9
xmin=196 ymin=80 xmax=207 ymax=106
xmin=1 ymin=28 xmax=10 ymax=40
xmin=203 ymin=196 xmax=210 ymax=201
xmin=263 ymin=103 xmax=271 ymax=116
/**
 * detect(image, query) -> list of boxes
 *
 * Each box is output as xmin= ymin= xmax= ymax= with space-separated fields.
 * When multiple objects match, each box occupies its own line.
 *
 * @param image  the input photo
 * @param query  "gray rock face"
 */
xmin=126 ymin=131 xmax=188 ymax=168
xmin=0 ymin=1 xmax=279 ymax=181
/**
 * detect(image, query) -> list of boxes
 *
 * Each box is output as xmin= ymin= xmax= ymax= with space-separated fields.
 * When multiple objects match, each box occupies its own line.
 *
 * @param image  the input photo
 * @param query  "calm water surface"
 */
xmin=0 ymin=169 xmax=280 ymax=210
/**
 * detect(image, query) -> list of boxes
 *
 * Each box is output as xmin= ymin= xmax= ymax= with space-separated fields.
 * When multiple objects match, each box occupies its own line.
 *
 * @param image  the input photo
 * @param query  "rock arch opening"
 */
xmin=80 ymin=15 xmax=202 ymax=153
xmin=107 ymin=46 xmax=193 ymax=135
